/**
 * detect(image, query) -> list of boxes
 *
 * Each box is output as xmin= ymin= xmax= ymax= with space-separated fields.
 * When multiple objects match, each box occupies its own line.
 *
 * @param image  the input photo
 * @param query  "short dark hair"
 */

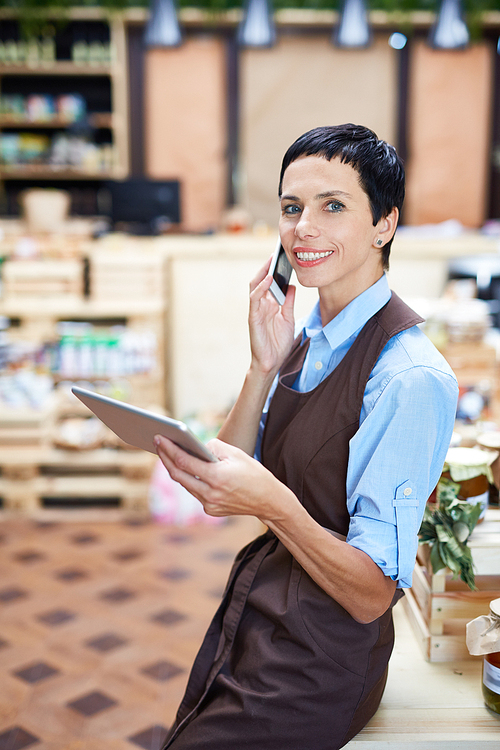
xmin=278 ymin=124 xmax=405 ymax=269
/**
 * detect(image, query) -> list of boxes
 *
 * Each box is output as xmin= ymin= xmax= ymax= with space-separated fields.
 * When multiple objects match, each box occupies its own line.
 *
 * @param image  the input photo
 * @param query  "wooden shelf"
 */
xmin=0 ymin=297 xmax=164 ymax=318
xmin=0 ymin=165 xmax=115 ymax=180
xmin=0 ymin=113 xmax=113 ymax=129
xmin=0 ymin=62 xmax=112 ymax=76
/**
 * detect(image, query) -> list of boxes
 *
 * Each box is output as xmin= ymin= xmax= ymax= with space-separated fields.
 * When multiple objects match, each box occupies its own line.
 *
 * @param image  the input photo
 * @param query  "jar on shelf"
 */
xmin=476 ymin=432 xmax=500 ymax=507
xmin=442 ymin=446 xmax=498 ymax=520
xmin=466 ymin=598 xmax=500 ymax=715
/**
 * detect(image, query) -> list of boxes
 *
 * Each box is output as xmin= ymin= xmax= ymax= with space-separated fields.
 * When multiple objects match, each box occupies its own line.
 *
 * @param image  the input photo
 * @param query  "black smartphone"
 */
xmin=269 ymin=238 xmax=293 ymax=305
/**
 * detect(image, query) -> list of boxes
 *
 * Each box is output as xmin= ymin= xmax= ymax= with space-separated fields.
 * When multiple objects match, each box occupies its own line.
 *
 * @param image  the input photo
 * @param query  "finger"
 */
xmin=282 ymin=283 xmax=296 ymax=320
xmin=154 ymin=435 xmax=212 ymax=485
xmin=250 ymin=256 xmax=273 ymax=293
xmin=250 ymin=275 xmax=276 ymax=312
xmin=155 ymin=443 xmax=212 ymax=501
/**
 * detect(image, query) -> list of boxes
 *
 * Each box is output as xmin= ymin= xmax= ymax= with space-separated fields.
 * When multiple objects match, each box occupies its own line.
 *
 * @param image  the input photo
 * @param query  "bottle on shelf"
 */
xmin=467 ymin=597 xmax=500 ymax=714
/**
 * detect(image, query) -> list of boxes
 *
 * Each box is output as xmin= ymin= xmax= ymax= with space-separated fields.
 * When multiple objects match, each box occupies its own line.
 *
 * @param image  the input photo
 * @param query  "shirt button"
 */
xmin=404 ymin=488 xmax=412 ymax=496
xmin=314 ymin=361 xmax=323 ymax=371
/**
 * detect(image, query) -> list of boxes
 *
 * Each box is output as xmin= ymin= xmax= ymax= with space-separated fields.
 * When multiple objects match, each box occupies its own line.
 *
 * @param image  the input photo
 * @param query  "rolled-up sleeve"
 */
xmin=346 ymin=362 xmax=458 ymax=588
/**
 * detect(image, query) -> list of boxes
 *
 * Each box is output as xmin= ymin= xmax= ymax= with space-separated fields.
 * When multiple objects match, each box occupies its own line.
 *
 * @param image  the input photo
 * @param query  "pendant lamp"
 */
xmin=333 ymin=0 xmax=372 ymax=49
xmin=144 ymin=0 xmax=182 ymax=49
xmin=428 ymin=0 xmax=469 ymax=50
xmin=237 ymin=0 xmax=276 ymax=49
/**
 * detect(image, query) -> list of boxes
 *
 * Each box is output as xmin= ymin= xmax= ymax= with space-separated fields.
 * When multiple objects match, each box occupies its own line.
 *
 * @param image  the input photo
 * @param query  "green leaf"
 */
xmin=429 ymin=542 xmax=446 ymax=574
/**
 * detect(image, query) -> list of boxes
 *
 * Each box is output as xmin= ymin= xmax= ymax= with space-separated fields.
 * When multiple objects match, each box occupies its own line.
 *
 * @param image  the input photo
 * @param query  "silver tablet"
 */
xmin=71 ymin=386 xmax=217 ymax=462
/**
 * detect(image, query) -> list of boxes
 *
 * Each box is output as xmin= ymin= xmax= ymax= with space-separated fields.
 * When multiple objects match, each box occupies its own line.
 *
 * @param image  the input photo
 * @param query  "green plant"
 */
xmin=418 ymin=477 xmax=483 ymax=590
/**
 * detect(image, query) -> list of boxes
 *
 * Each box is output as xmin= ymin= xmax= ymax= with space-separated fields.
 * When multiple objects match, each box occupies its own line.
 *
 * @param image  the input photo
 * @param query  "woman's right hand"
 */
xmin=248 ymin=257 xmax=296 ymax=377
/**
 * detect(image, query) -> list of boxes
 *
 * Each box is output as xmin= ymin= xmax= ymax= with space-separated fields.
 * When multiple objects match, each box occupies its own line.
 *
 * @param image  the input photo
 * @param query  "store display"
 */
xmin=467 ymin=598 xmax=500 ymax=714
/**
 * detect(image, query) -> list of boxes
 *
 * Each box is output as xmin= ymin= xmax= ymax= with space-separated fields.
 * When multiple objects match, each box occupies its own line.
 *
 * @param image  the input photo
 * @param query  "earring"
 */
xmin=375 ymin=239 xmax=383 ymax=247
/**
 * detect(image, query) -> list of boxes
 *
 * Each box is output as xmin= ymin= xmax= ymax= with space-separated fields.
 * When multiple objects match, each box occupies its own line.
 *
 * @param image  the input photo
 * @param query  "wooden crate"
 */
xmin=403 ymin=508 xmax=500 ymax=661
xmin=89 ymin=251 xmax=165 ymax=301
xmin=0 ymin=401 xmax=55 ymax=447
xmin=2 ymin=259 xmax=84 ymax=300
xmin=0 ymin=446 xmax=156 ymax=517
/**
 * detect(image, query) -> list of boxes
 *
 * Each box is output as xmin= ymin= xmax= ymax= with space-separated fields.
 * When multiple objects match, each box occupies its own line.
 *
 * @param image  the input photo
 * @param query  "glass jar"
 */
xmin=481 ymin=598 xmax=500 ymax=715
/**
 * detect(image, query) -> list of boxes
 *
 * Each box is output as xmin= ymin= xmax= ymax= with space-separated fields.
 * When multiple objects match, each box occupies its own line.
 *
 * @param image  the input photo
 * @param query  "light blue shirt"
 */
xmin=256 ymin=274 xmax=458 ymax=588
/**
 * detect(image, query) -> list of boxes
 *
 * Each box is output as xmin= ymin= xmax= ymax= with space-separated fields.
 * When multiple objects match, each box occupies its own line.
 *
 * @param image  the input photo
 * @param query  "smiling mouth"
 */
xmin=295 ymin=250 xmax=333 ymax=261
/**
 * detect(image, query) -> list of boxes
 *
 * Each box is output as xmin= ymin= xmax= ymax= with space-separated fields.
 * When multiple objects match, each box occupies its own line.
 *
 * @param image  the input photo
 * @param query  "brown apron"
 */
xmin=162 ymin=293 xmax=423 ymax=750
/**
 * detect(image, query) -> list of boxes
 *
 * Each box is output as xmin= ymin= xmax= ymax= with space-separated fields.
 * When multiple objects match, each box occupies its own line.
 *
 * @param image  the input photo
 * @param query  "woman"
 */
xmin=155 ymin=124 xmax=458 ymax=749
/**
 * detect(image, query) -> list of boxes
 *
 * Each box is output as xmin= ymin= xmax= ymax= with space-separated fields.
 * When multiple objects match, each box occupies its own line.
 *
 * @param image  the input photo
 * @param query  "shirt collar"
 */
xmin=301 ymin=274 xmax=392 ymax=350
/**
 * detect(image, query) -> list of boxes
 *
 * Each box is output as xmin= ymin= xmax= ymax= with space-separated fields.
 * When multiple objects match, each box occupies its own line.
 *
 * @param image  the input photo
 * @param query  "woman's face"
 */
xmin=279 ymin=155 xmax=396 ymax=318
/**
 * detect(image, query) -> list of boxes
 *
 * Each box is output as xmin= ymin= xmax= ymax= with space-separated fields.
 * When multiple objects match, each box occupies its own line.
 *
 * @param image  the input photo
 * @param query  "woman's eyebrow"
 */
xmin=280 ymin=190 xmax=353 ymax=202
xmin=315 ymin=190 xmax=352 ymax=200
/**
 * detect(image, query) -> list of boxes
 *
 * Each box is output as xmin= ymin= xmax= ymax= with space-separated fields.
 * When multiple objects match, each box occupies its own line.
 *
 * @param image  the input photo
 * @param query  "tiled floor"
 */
xmin=0 ymin=513 xmax=261 ymax=750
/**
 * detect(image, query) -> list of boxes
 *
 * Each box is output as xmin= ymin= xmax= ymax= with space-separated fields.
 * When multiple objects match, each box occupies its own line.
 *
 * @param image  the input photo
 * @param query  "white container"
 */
xmin=20 ymin=188 xmax=70 ymax=233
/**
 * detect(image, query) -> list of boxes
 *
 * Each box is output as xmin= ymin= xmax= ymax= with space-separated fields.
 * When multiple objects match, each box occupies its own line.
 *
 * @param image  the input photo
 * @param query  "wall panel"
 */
xmin=405 ymin=40 xmax=493 ymax=228
xmin=144 ymin=36 xmax=227 ymax=232
xmin=240 ymin=34 xmax=399 ymax=228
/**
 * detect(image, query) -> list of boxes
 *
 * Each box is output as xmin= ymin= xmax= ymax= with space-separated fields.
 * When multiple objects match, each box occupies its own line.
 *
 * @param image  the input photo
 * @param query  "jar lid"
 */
xmin=477 ymin=431 xmax=500 ymax=450
xmin=490 ymin=598 xmax=500 ymax=617
xmin=446 ymin=447 xmax=497 ymax=467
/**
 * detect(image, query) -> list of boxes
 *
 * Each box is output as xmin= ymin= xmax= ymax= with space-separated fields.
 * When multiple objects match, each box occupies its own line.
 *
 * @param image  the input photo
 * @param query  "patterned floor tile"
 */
xmin=13 ymin=551 xmax=45 ymax=564
xmin=140 ymin=661 xmax=185 ymax=682
xmin=85 ymin=633 xmax=129 ymax=652
xmin=0 ymin=588 xmax=29 ymax=604
xmin=128 ymin=725 xmax=169 ymax=750
xmin=149 ymin=610 xmax=187 ymax=627
xmin=112 ymin=549 xmax=144 ymax=562
xmin=99 ymin=587 xmax=137 ymax=603
xmin=54 ymin=568 xmax=89 ymax=582
xmin=70 ymin=533 xmax=100 ymax=545
xmin=36 ymin=609 xmax=76 ymax=626
xmin=157 ymin=568 xmax=191 ymax=581
xmin=0 ymin=726 xmax=40 ymax=750
xmin=13 ymin=662 xmax=60 ymax=684
xmin=67 ymin=690 xmax=118 ymax=717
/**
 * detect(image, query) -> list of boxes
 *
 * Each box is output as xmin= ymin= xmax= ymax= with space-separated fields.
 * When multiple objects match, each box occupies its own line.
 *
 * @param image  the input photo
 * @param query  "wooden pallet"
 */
xmin=0 ymin=446 xmax=156 ymax=516
xmin=2 ymin=258 xmax=84 ymax=300
xmin=0 ymin=401 xmax=56 ymax=447
xmin=404 ymin=508 xmax=500 ymax=662
xmin=88 ymin=250 xmax=166 ymax=302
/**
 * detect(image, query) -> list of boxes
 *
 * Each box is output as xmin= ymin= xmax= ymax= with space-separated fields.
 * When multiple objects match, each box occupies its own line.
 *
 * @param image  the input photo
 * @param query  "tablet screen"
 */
xmin=71 ymin=386 xmax=217 ymax=462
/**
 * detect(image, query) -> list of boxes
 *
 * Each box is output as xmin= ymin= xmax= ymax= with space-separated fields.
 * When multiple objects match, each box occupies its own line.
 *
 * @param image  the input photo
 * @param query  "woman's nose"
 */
xmin=295 ymin=209 xmax=320 ymax=239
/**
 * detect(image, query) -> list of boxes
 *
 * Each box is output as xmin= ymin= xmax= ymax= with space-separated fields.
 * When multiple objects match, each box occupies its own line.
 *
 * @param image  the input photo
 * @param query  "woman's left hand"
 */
xmin=154 ymin=434 xmax=294 ymax=522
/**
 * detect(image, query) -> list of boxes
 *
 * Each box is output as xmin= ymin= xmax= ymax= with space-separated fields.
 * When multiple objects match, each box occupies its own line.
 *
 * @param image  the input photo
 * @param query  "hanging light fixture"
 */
xmin=144 ymin=0 xmax=182 ymax=49
xmin=333 ymin=0 xmax=372 ymax=49
xmin=237 ymin=0 xmax=276 ymax=49
xmin=428 ymin=0 xmax=469 ymax=50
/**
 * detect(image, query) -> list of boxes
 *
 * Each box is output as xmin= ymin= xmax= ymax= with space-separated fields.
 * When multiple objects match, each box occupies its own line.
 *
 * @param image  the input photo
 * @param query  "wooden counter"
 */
xmin=350 ymin=601 xmax=500 ymax=747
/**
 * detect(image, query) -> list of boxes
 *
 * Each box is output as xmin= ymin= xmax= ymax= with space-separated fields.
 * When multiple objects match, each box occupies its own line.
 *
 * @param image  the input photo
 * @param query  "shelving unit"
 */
xmin=0 ymin=237 xmax=167 ymax=517
xmin=0 ymin=9 xmax=129 ymax=213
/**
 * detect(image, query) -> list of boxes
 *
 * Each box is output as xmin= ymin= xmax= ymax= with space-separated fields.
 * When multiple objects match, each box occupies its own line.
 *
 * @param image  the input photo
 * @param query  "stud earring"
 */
xmin=375 ymin=239 xmax=383 ymax=246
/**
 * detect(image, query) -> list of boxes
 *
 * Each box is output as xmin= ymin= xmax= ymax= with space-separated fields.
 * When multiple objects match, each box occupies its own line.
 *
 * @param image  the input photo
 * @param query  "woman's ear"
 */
xmin=373 ymin=207 xmax=399 ymax=249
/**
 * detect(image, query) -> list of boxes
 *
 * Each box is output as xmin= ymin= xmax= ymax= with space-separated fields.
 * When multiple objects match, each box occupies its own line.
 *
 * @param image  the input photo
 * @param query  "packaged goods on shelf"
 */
xmin=55 ymin=322 xmax=157 ymax=380
xmin=0 ymin=132 xmax=50 ymax=164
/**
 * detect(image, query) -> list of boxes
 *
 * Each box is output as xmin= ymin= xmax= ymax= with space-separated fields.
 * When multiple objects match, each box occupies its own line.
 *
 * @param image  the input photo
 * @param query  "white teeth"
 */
xmin=296 ymin=251 xmax=333 ymax=261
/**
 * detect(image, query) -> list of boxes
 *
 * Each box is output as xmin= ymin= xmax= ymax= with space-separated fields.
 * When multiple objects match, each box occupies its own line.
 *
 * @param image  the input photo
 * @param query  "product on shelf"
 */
xmin=55 ymin=322 xmax=158 ymax=380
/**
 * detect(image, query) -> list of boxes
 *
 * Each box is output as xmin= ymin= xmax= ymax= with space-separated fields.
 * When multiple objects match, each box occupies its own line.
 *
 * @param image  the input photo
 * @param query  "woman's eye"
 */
xmin=326 ymin=201 xmax=344 ymax=213
xmin=282 ymin=204 xmax=301 ymax=216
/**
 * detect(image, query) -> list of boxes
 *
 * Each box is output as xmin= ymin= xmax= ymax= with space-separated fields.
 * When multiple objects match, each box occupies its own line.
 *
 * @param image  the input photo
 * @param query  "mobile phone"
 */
xmin=269 ymin=238 xmax=293 ymax=305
